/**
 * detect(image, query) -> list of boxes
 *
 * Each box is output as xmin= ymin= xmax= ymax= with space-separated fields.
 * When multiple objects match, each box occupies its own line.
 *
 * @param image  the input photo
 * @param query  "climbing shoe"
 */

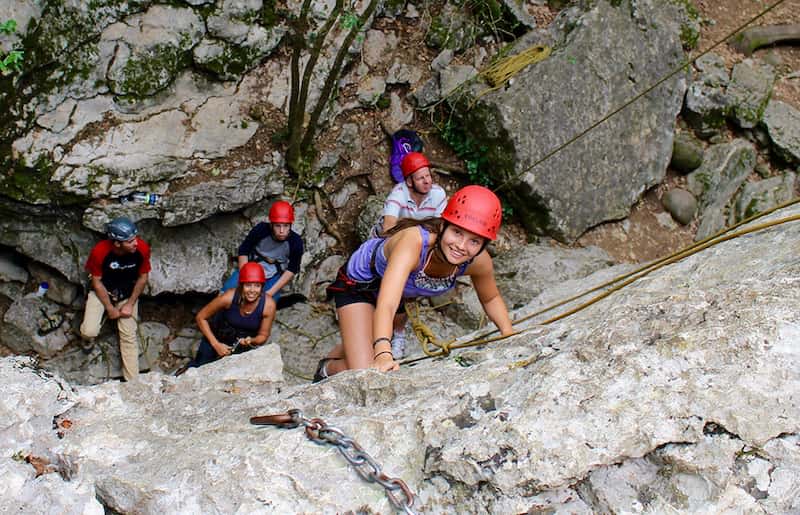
xmin=312 ymin=358 xmax=331 ymax=383
xmin=79 ymin=338 xmax=95 ymax=355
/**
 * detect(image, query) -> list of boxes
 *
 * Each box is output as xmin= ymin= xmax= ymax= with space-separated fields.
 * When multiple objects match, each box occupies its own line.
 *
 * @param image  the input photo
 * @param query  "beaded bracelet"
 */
xmin=374 ymin=350 xmax=394 ymax=360
xmin=372 ymin=337 xmax=391 ymax=348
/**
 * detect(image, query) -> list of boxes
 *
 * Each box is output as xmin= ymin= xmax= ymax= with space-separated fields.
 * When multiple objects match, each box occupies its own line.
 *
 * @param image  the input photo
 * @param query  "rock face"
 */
xmin=687 ymin=139 xmax=756 ymax=240
xmin=3 ymin=203 xmax=799 ymax=513
xmin=454 ymin=0 xmax=688 ymax=242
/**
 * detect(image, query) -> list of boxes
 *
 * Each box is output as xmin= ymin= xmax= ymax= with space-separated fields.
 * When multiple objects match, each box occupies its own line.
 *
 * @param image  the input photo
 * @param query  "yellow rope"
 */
xmin=400 ymin=197 xmax=800 ymax=365
xmin=468 ymin=45 xmax=551 ymax=107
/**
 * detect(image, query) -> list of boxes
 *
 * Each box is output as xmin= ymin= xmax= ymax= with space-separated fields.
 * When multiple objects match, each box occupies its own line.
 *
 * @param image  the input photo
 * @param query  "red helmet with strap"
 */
xmin=400 ymin=152 xmax=430 ymax=179
xmin=239 ymin=262 xmax=266 ymax=284
xmin=268 ymin=200 xmax=294 ymax=223
xmin=441 ymin=185 xmax=502 ymax=241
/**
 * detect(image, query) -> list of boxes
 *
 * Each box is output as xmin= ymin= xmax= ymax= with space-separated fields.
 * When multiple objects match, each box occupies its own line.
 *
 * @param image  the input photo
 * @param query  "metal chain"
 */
xmin=251 ymin=409 xmax=417 ymax=514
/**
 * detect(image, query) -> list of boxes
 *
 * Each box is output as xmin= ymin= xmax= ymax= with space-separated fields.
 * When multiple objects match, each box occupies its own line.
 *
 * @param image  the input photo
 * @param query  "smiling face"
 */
xmin=241 ymin=282 xmax=262 ymax=303
xmin=438 ymin=224 xmax=486 ymax=265
xmin=406 ymin=166 xmax=433 ymax=195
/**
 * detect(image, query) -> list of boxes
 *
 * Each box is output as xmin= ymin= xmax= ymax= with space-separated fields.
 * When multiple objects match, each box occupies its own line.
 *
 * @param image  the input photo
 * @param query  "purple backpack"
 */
xmin=390 ymin=129 xmax=424 ymax=183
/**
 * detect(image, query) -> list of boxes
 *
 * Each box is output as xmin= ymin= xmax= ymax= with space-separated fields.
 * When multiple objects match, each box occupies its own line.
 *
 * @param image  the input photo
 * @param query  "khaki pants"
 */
xmin=80 ymin=291 xmax=139 ymax=381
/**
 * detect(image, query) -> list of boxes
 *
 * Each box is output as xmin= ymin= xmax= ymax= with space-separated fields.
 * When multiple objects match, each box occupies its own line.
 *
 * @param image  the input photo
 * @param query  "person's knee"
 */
xmin=79 ymin=322 xmax=100 ymax=339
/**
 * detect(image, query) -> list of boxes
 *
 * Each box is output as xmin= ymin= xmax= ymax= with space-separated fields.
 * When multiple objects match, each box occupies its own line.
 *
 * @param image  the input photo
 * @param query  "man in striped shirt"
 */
xmin=372 ymin=152 xmax=447 ymax=238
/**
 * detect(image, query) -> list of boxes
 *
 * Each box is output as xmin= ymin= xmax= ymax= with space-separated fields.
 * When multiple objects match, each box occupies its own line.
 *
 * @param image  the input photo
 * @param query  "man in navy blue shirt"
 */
xmin=222 ymin=201 xmax=304 ymax=301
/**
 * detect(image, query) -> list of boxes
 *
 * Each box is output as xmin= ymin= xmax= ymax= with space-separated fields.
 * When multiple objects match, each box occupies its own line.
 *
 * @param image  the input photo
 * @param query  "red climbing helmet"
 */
xmin=400 ymin=152 xmax=430 ymax=179
xmin=239 ymin=262 xmax=266 ymax=284
xmin=441 ymin=185 xmax=502 ymax=241
xmin=268 ymin=200 xmax=294 ymax=224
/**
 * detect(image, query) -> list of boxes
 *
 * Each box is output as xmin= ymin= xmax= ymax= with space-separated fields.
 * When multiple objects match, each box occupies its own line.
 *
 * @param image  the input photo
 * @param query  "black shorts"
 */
xmin=326 ymin=266 xmax=405 ymax=313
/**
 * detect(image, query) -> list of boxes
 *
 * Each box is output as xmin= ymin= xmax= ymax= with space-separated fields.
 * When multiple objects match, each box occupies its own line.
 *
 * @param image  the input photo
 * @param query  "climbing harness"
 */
xmin=400 ymin=196 xmax=800 ymax=365
xmin=250 ymin=409 xmax=416 ymax=514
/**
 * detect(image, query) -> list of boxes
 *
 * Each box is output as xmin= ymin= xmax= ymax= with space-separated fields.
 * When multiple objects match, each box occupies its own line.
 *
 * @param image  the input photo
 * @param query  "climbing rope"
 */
xmin=469 ymin=44 xmax=552 ymax=106
xmin=400 ymin=196 xmax=800 ymax=365
xmin=490 ymin=0 xmax=788 ymax=193
xmin=398 ymin=0 xmax=792 ymax=364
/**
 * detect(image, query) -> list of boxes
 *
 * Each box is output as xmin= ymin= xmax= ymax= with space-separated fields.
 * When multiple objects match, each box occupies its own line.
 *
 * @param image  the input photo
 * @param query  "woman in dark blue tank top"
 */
xmin=315 ymin=186 xmax=515 ymax=382
xmin=178 ymin=263 xmax=277 ymax=373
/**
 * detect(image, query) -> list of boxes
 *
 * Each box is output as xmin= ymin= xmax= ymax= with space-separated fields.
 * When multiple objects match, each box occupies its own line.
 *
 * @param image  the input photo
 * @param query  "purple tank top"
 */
xmin=346 ymin=226 xmax=469 ymax=298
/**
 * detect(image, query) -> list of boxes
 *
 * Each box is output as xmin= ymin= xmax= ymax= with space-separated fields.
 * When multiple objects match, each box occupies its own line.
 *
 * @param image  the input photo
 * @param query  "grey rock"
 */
xmin=1 ymin=295 xmax=72 ymax=358
xmin=138 ymin=322 xmax=171 ymax=372
xmin=426 ymin=4 xmax=481 ymax=52
xmin=456 ymin=0 xmax=687 ymax=242
xmin=193 ymin=22 xmax=285 ymax=81
xmin=9 ymin=203 xmax=800 ymax=513
xmin=413 ymin=77 xmax=441 ymax=107
xmin=357 ymin=75 xmax=387 ymax=106
xmin=269 ymin=303 xmax=339 ymax=382
xmin=168 ymin=326 xmax=202 ymax=359
xmin=82 ymin=202 xmax=161 ymax=235
xmin=103 ymin=6 xmax=206 ymax=97
xmin=662 ymin=188 xmax=697 ymax=225
xmin=762 ymin=100 xmax=800 ymax=164
xmin=754 ymin=161 xmax=771 ymax=178
xmin=687 ymin=139 xmax=756 ymax=240
xmin=728 ymin=59 xmax=776 ymax=129
xmin=670 ymin=132 xmax=704 ymax=173
xmin=160 ymin=162 xmax=285 ymax=226
xmin=499 ymin=0 xmax=538 ymax=29
xmin=431 ymin=49 xmax=454 ymax=72
xmin=0 ymin=206 xmax=96 ymax=285
xmin=144 ymin=215 xmax=251 ymax=296
xmin=362 ymin=29 xmax=397 ymax=68
xmin=355 ymin=195 xmax=386 ymax=242
xmin=300 ymin=254 xmax=346 ymax=303
xmin=440 ymin=64 xmax=478 ymax=97
xmin=694 ymin=53 xmax=730 ymax=87
xmin=386 ymin=61 xmax=423 ymax=86
xmin=684 ymin=54 xmax=732 ymax=138
xmin=331 ymin=182 xmax=359 ymax=210
xmin=387 ymin=92 xmax=414 ymax=128
xmin=43 ymin=321 xmax=166 ymax=385
xmin=452 ymin=243 xmax=617 ymax=327
xmin=730 ymin=172 xmax=796 ymax=225
xmin=27 ymin=262 xmax=81 ymax=307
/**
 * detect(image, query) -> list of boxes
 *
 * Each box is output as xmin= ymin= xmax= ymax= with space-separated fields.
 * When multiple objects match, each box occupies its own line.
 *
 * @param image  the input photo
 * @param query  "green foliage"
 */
xmin=440 ymin=114 xmax=514 ymax=219
xmin=340 ymin=11 xmax=365 ymax=44
xmin=0 ymin=19 xmax=24 ymax=76
xmin=441 ymin=117 xmax=492 ymax=187
xmin=0 ymin=19 xmax=17 ymax=34
xmin=457 ymin=0 xmax=524 ymax=42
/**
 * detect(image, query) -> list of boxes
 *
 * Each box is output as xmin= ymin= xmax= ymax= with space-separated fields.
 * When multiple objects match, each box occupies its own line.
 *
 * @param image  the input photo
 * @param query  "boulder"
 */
xmin=728 ymin=59 xmax=776 ymax=130
xmin=762 ymin=100 xmax=800 ymax=164
xmin=662 ymin=188 xmax=697 ymax=225
xmin=687 ymin=139 xmax=756 ymax=240
xmin=7 ymin=203 xmax=800 ymax=513
xmin=683 ymin=53 xmax=732 ymax=138
xmin=670 ymin=132 xmax=705 ymax=173
xmin=455 ymin=0 xmax=688 ymax=242
xmin=0 ymin=295 xmax=73 ymax=358
xmin=729 ymin=172 xmax=796 ymax=225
